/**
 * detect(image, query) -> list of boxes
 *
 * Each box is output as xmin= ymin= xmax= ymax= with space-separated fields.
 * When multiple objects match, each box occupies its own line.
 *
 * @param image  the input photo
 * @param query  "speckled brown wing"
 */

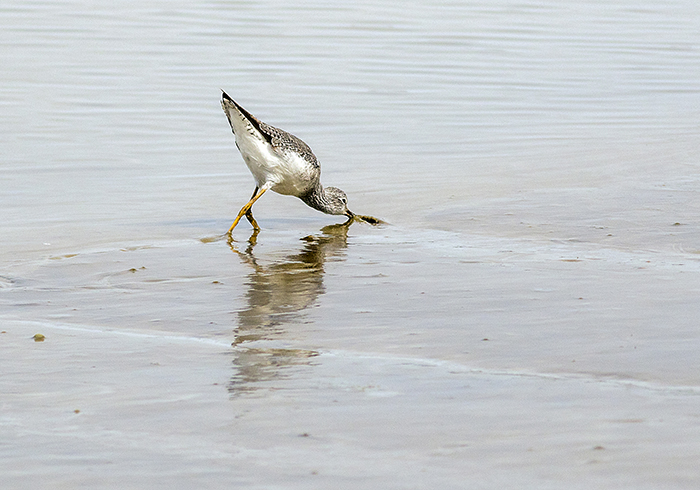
xmin=258 ymin=121 xmax=321 ymax=170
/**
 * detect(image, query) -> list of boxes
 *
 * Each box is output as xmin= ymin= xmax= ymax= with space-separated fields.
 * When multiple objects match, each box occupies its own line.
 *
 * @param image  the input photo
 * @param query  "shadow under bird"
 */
xmin=221 ymin=91 xmax=353 ymax=234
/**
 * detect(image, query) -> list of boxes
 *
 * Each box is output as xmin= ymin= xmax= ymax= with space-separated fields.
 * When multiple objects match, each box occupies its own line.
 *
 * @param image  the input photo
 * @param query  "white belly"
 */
xmin=237 ymin=135 xmax=315 ymax=196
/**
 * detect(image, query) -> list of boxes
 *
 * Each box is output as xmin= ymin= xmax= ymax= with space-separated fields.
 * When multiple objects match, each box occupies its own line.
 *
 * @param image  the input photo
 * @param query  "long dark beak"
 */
xmin=345 ymin=210 xmax=354 ymax=218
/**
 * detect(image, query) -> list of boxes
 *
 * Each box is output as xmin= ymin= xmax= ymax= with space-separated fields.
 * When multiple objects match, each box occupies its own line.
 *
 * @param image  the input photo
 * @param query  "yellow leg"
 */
xmin=228 ymin=186 xmax=268 ymax=235
xmin=244 ymin=210 xmax=259 ymax=231
xmin=244 ymin=187 xmax=260 ymax=231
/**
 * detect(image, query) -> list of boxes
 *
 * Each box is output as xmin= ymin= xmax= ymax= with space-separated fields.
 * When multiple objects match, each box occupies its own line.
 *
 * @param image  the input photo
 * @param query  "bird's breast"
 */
xmin=268 ymin=150 xmax=318 ymax=196
xmin=238 ymin=139 xmax=316 ymax=196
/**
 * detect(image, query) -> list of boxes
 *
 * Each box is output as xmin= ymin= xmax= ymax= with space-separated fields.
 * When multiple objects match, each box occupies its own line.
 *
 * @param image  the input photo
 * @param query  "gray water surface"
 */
xmin=2 ymin=1 xmax=700 ymax=488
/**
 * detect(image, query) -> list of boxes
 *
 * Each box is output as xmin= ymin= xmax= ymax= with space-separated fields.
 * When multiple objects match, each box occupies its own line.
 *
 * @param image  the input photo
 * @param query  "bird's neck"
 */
xmin=300 ymin=184 xmax=331 ymax=214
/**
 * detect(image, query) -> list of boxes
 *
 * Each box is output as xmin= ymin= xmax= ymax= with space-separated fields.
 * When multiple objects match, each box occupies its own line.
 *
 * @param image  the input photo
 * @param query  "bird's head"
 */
xmin=324 ymin=187 xmax=354 ymax=218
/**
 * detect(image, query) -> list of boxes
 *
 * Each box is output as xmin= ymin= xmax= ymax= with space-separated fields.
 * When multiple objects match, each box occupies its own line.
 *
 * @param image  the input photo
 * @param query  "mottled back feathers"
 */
xmin=221 ymin=91 xmax=319 ymax=170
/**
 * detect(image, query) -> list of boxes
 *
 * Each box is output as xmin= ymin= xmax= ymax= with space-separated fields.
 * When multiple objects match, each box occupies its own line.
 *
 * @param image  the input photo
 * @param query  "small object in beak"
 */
xmin=354 ymin=214 xmax=385 ymax=225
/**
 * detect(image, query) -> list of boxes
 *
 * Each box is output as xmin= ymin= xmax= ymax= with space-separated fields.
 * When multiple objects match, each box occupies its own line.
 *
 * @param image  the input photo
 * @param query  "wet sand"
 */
xmin=3 ymin=218 xmax=700 ymax=488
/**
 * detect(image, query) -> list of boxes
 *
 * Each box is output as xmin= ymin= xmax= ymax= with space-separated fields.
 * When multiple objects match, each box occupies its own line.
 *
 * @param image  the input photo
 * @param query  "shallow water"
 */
xmin=2 ymin=1 xmax=700 ymax=488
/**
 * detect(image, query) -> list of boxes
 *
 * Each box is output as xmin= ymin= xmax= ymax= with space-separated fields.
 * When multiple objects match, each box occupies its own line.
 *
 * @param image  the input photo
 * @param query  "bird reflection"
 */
xmin=227 ymin=221 xmax=351 ymax=396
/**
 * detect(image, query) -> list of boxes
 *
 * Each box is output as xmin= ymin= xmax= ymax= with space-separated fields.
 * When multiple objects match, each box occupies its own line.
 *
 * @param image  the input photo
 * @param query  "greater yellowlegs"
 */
xmin=221 ymin=91 xmax=353 ymax=234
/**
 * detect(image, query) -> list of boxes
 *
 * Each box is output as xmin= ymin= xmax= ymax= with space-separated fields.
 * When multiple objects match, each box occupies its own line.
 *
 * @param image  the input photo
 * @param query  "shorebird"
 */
xmin=221 ymin=91 xmax=353 ymax=234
